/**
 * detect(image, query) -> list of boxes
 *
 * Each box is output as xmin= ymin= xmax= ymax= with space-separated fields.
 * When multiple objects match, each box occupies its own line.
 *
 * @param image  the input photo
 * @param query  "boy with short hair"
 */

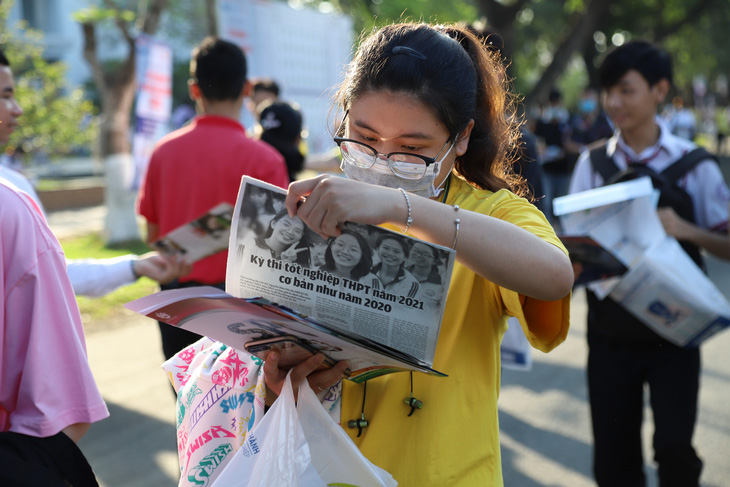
xmin=250 ymin=76 xmax=280 ymax=114
xmin=569 ymin=40 xmax=730 ymax=487
xmin=137 ymin=37 xmax=288 ymax=361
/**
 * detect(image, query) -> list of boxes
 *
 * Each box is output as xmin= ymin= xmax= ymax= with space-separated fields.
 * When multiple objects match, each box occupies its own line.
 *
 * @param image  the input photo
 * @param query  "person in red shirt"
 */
xmin=137 ymin=37 xmax=289 ymax=361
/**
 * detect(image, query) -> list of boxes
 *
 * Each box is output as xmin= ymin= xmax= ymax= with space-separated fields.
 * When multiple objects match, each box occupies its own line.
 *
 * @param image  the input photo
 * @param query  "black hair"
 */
xmin=548 ymin=88 xmax=562 ymax=103
xmin=259 ymin=101 xmax=305 ymax=180
xmin=252 ymin=77 xmax=280 ymax=97
xmin=190 ymin=37 xmax=247 ymax=101
xmin=322 ymin=229 xmax=373 ymax=279
xmin=375 ymin=234 xmax=409 ymax=255
xmin=0 ymin=51 xmax=9 ymax=67
xmin=261 ymin=208 xmax=311 ymax=248
xmin=598 ymin=40 xmax=673 ymax=89
xmin=258 ymin=101 xmax=303 ymax=142
xmin=248 ymin=185 xmax=277 ymax=214
xmin=409 ymin=240 xmax=439 ymax=261
xmin=263 ymin=209 xmax=295 ymax=238
xmin=464 ymin=24 xmax=504 ymax=59
xmin=336 ymin=22 xmax=523 ymax=195
xmin=238 ymin=200 xmax=263 ymax=235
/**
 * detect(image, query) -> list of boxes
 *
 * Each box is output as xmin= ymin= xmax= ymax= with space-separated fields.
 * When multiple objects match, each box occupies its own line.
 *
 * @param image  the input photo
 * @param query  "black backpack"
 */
xmin=589 ymin=145 xmax=717 ymax=268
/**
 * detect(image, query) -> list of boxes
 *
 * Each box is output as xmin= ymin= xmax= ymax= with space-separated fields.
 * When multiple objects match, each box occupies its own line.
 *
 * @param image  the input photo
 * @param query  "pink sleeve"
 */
xmin=1 ymin=189 xmax=108 ymax=437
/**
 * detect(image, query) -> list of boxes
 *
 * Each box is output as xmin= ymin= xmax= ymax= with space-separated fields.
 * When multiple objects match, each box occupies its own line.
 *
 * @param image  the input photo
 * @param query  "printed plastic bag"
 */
xmin=212 ymin=371 xmax=397 ymax=487
xmin=162 ymin=338 xmax=267 ymax=487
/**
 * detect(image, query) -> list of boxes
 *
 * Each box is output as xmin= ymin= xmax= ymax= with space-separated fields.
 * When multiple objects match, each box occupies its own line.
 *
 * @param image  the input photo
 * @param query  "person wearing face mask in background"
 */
xmin=564 ymin=86 xmax=614 ymax=170
xmin=534 ymin=88 xmax=572 ymax=225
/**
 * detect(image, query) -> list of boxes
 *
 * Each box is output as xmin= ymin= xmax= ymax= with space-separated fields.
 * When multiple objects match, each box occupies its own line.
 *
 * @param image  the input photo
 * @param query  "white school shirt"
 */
xmin=569 ymin=119 xmax=730 ymax=232
xmin=0 ymin=167 xmax=140 ymax=297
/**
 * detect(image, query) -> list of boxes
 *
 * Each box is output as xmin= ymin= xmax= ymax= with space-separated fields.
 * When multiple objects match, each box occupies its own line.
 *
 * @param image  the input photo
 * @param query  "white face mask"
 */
xmin=341 ymin=140 xmax=456 ymax=198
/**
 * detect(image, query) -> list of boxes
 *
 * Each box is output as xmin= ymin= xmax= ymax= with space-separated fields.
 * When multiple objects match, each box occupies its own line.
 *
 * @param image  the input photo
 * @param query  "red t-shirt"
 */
xmin=138 ymin=115 xmax=289 ymax=284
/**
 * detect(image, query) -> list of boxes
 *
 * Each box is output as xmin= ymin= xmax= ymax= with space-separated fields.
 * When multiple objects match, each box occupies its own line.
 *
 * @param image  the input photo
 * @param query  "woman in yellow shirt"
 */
xmin=265 ymin=22 xmax=574 ymax=485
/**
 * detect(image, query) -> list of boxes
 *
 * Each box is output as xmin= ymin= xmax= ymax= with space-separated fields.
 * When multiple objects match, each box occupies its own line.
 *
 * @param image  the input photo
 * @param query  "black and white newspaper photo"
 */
xmin=225 ymin=177 xmax=455 ymax=365
xmin=152 ymin=202 xmax=234 ymax=264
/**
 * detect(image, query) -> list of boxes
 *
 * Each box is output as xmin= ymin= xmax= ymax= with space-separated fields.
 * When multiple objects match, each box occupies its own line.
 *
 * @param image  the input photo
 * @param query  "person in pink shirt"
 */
xmin=0 ymin=51 xmax=108 ymax=486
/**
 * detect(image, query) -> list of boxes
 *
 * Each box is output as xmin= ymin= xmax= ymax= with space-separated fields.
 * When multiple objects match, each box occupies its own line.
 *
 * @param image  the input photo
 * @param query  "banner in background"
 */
xmin=132 ymin=35 xmax=172 ymax=190
xmin=217 ymin=0 xmax=353 ymax=155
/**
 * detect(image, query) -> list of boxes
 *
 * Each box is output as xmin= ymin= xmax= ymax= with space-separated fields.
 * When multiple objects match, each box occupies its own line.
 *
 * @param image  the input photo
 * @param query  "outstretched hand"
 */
xmin=263 ymin=350 xmax=350 ymax=404
xmin=133 ymin=252 xmax=192 ymax=284
xmin=285 ymin=175 xmax=403 ymax=238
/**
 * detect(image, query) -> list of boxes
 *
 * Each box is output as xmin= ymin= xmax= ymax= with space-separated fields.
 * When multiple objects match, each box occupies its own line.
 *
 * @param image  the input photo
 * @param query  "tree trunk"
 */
xmin=524 ymin=0 xmax=613 ymax=112
xmin=99 ymin=64 xmax=136 ymax=156
xmin=477 ymin=0 xmax=530 ymax=83
xmin=582 ymin=44 xmax=599 ymax=90
xmin=205 ymin=0 xmax=218 ymax=36
xmin=80 ymin=0 xmax=169 ymax=244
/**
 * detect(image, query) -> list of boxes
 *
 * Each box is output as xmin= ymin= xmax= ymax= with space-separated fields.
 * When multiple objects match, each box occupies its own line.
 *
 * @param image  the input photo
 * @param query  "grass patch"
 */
xmin=35 ymin=177 xmax=105 ymax=192
xmin=60 ymin=233 xmax=158 ymax=323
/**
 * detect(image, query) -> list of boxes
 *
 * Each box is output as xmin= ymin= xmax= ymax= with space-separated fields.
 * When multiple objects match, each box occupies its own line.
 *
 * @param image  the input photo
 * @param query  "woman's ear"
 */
xmin=455 ymin=119 xmax=475 ymax=156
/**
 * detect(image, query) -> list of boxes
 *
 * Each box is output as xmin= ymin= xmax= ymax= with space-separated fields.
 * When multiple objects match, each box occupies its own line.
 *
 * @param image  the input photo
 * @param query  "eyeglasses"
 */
xmin=333 ymin=112 xmax=452 ymax=181
xmin=410 ymin=249 xmax=435 ymax=259
xmin=335 ymin=137 xmax=455 ymax=180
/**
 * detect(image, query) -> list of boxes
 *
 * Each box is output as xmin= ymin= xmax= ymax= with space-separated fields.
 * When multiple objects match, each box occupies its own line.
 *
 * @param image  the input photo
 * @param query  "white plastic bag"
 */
xmin=297 ymin=377 xmax=396 ymax=486
xmin=500 ymin=317 xmax=533 ymax=371
xmin=212 ymin=371 xmax=397 ymax=487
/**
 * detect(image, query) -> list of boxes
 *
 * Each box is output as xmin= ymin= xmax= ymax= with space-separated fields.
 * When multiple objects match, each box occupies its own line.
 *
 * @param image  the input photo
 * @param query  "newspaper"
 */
xmin=553 ymin=177 xmax=730 ymax=346
xmin=125 ymin=286 xmax=446 ymax=383
xmin=151 ymin=202 xmax=234 ymax=264
xmin=127 ymin=176 xmax=456 ymax=381
xmin=559 ymin=235 xmax=628 ymax=286
xmin=225 ymin=177 xmax=456 ymax=365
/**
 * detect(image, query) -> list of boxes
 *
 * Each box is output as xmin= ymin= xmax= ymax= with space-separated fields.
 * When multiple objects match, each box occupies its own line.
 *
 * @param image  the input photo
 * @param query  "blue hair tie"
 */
xmin=391 ymin=46 xmax=427 ymax=60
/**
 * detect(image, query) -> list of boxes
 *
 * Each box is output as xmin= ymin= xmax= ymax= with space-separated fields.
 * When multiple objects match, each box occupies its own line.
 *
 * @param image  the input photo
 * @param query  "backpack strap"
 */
xmin=660 ymin=147 xmax=717 ymax=185
xmin=588 ymin=144 xmax=621 ymax=183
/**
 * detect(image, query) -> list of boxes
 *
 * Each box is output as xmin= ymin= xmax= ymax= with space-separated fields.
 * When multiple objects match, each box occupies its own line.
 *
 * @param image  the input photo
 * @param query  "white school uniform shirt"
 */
xmin=570 ymin=118 xmax=730 ymax=232
xmin=0 ymin=166 xmax=139 ymax=297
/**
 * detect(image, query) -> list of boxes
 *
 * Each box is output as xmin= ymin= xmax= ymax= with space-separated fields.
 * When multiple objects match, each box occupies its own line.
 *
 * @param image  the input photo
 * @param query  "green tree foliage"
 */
xmin=0 ymin=1 xmax=98 ymax=163
xmin=291 ymin=0 xmax=730 ymax=111
xmin=295 ymin=0 xmax=476 ymax=37
xmin=490 ymin=0 xmax=730 ymax=107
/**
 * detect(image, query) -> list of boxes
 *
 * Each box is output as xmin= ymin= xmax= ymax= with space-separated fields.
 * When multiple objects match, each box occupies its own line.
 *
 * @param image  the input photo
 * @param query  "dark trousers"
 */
xmin=0 ymin=431 xmax=98 ymax=486
xmin=158 ymin=280 xmax=226 ymax=360
xmin=587 ymin=333 xmax=703 ymax=487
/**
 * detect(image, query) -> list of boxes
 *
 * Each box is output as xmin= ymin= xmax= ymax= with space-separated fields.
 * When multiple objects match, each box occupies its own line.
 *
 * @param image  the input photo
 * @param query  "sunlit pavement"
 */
xmin=499 ymin=257 xmax=730 ymax=487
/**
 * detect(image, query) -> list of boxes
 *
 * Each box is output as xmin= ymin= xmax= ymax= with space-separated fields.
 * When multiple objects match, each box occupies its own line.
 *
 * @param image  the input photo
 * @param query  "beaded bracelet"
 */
xmin=398 ymin=188 xmax=413 ymax=233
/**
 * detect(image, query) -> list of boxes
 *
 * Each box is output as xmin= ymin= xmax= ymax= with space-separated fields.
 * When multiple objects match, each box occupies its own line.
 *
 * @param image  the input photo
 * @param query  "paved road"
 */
xmin=499 ymin=257 xmax=730 ymax=487
xmin=49 ymin=207 xmax=730 ymax=487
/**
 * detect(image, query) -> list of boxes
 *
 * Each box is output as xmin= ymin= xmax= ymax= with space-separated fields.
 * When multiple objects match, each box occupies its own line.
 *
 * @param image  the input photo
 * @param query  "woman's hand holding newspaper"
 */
xmin=263 ymin=350 xmax=349 ymax=405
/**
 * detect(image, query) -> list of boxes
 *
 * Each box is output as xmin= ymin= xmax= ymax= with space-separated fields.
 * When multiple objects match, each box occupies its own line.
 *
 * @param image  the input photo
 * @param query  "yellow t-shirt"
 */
xmin=341 ymin=175 xmax=571 ymax=486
